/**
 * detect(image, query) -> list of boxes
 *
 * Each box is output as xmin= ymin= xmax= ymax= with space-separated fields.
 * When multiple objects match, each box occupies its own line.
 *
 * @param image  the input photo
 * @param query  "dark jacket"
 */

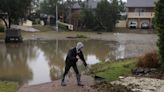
xmin=66 ymin=47 xmax=87 ymax=66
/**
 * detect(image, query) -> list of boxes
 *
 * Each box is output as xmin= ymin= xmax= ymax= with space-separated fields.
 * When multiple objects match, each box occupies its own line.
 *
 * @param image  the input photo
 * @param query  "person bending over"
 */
xmin=61 ymin=42 xmax=87 ymax=86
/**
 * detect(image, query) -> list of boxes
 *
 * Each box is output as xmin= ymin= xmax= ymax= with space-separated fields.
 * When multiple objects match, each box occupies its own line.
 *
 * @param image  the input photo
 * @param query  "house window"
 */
xmin=134 ymin=8 xmax=140 ymax=12
xmin=135 ymin=8 xmax=146 ymax=12
xmin=135 ymin=8 xmax=146 ymax=16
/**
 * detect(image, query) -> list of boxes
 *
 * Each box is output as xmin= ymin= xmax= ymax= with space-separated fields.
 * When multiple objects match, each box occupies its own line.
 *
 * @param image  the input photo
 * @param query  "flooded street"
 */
xmin=0 ymin=33 xmax=157 ymax=85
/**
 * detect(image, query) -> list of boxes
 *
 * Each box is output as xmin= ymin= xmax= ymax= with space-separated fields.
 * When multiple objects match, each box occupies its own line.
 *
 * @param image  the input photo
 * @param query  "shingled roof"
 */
xmin=72 ymin=2 xmax=81 ymax=9
xmin=126 ymin=0 xmax=156 ymax=7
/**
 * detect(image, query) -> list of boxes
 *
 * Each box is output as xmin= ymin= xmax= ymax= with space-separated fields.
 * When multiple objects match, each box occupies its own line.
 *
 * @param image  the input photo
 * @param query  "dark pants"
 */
xmin=62 ymin=60 xmax=80 ymax=82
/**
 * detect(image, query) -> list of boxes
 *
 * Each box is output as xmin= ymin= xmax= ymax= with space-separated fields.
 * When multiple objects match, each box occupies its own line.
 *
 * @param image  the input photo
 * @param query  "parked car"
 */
xmin=141 ymin=22 xmax=149 ymax=29
xmin=129 ymin=22 xmax=137 ymax=28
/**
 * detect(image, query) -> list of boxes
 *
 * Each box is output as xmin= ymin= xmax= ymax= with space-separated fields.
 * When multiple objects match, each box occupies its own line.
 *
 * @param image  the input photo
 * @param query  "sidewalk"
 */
xmin=17 ymin=75 xmax=98 ymax=92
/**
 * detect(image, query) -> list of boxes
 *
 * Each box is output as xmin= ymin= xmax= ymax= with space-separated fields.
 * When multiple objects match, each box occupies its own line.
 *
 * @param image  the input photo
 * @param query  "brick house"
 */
xmin=126 ymin=0 xmax=156 ymax=29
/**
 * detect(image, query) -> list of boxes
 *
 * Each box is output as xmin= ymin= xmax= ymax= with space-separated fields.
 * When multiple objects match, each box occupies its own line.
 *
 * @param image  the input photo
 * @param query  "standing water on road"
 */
xmin=0 ymin=39 xmax=156 ymax=85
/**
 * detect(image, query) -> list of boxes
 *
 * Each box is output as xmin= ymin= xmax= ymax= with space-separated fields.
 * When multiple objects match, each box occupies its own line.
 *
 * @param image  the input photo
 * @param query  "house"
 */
xmin=126 ymin=0 xmax=156 ymax=29
xmin=71 ymin=2 xmax=81 ymax=30
xmin=71 ymin=0 xmax=100 ymax=30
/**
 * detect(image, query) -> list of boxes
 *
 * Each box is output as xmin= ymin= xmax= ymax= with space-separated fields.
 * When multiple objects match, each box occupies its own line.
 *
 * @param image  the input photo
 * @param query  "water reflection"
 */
xmin=0 ymin=39 xmax=156 ymax=85
xmin=27 ymin=48 xmax=51 ymax=85
xmin=0 ymin=43 xmax=34 ymax=83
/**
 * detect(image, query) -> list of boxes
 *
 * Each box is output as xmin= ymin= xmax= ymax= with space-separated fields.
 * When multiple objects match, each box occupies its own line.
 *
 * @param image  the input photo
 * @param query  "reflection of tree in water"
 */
xmin=0 ymin=41 xmax=38 ymax=83
xmin=37 ymin=40 xmax=112 ymax=80
xmin=0 ymin=40 xmax=118 ymax=83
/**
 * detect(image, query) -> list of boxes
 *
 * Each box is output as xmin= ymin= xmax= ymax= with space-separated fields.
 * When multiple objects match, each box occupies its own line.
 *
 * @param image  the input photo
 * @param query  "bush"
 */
xmin=76 ymin=34 xmax=87 ymax=38
xmin=0 ymin=27 xmax=4 ymax=32
xmin=137 ymin=51 xmax=159 ymax=68
xmin=155 ymin=0 xmax=164 ymax=67
xmin=0 ymin=23 xmax=5 ymax=32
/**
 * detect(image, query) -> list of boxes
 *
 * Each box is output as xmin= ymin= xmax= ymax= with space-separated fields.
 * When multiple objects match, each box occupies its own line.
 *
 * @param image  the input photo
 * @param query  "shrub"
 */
xmin=155 ymin=0 xmax=164 ymax=67
xmin=0 ymin=27 xmax=4 ymax=32
xmin=0 ymin=23 xmax=5 ymax=32
xmin=137 ymin=51 xmax=159 ymax=68
xmin=76 ymin=34 xmax=87 ymax=38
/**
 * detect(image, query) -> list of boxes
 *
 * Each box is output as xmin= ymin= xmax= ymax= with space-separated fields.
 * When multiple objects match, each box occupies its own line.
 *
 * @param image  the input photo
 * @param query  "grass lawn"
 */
xmin=32 ymin=25 xmax=55 ymax=32
xmin=90 ymin=58 xmax=137 ymax=82
xmin=0 ymin=81 xmax=18 ymax=92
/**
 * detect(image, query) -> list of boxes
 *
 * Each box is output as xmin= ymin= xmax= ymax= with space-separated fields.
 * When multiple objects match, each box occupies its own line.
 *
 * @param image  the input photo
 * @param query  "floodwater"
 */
xmin=0 ymin=39 xmax=156 ymax=85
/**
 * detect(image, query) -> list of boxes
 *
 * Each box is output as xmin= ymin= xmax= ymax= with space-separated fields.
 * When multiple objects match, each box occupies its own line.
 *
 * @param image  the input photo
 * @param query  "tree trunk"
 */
xmin=68 ymin=8 xmax=72 ymax=24
xmin=8 ymin=18 xmax=11 ymax=28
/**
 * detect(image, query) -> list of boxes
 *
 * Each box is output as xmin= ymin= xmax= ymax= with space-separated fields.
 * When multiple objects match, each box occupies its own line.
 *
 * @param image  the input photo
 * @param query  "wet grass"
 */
xmin=76 ymin=34 xmax=87 ymax=38
xmin=90 ymin=58 xmax=137 ymax=82
xmin=32 ymin=25 xmax=55 ymax=32
xmin=0 ymin=81 xmax=18 ymax=92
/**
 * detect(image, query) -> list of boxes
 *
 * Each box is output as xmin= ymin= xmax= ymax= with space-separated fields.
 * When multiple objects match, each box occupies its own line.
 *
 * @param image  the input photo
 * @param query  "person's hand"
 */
xmin=84 ymin=63 xmax=87 ymax=67
xmin=76 ymin=55 xmax=79 ymax=59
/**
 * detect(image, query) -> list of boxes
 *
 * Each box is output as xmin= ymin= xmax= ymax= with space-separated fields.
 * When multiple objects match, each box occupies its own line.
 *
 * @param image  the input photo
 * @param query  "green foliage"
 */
xmin=90 ymin=58 xmax=136 ymax=81
xmin=0 ymin=81 xmax=18 ymax=92
xmin=0 ymin=27 xmax=4 ymax=32
xmin=80 ymin=8 xmax=98 ymax=30
xmin=96 ymin=0 xmax=119 ymax=31
xmin=33 ymin=25 xmax=54 ymax=32
xmin=118 ymin=0 xmax=126 ymax=12
xmin=40 ymin=0 xmax=58 ymax=15
xmin=155 ymin=0 xmax=164 ymax=67
xmin=58 ymin=22 xmax=69 ymax=31
xmin=76 ymin=34 xmax=87 ymax=38
xmin=0 ymin=23 xmax=4 ymax=32
xmin=80 ymin=0 xmax=119 ymax=32
xmin=40 ymin=0 xmax=70 ymax=23
xmin=0 ymin=0 xmax=32 ymax=27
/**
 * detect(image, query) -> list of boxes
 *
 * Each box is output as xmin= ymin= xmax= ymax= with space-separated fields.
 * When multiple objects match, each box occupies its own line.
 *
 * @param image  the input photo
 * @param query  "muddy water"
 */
xmin=0 ymin=39 xmax=156 ymax=85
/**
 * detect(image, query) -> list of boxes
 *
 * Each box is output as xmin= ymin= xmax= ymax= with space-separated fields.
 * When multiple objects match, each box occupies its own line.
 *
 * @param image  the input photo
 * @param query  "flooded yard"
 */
xmin=0 ymin=38 xmax=157 ymax=85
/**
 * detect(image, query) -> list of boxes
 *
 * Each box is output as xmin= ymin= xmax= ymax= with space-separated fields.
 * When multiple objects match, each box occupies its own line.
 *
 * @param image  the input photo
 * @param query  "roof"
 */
xmin=85 ymin=0 xmax=100 ymax=9
xmin=72 ymin=2 xmax=81 ymax=9
xmin=126 ymin=0 xmax=156 ymax=7
xmin=72 ymin=0 xmax=104 ymax=9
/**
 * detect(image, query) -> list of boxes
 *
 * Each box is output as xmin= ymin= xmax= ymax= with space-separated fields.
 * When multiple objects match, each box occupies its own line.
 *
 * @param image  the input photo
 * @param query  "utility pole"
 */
xmin=56 ymin=3 xmax=58 ymax=32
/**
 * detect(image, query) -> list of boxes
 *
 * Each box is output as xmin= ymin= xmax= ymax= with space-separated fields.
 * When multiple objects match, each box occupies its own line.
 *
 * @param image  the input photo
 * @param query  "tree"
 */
xmin=80 ymin=0 xmax=119 ymax=31
xmin=96 ymin=0 xmax=119 ymax=31
xmin=40 ymin=0 xmax=58 ymax=15
xmin=118 ymin=0 xmax=126 ymax=12
xmin=40 ymin=0 xmax=69 ymax=22
xmin=0 ymin=0 xmax=32 ymax=28
xmin=155 ymin=0 xmax=164 ymax=67
xmin=80 ymin=8 xmax=97 ymax=30
xmin=111 ymin=0 xmax=120 ymax=25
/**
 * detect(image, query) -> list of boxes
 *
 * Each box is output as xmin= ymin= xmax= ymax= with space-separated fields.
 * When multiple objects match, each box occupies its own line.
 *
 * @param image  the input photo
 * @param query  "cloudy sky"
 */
xmin=122 ymin=0 xmax=127 ymax=2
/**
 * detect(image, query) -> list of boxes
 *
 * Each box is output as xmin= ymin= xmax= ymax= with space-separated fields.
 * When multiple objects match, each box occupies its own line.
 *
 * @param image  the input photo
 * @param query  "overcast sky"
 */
xmin=122 ymin=0 xmax=127 ymax=2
